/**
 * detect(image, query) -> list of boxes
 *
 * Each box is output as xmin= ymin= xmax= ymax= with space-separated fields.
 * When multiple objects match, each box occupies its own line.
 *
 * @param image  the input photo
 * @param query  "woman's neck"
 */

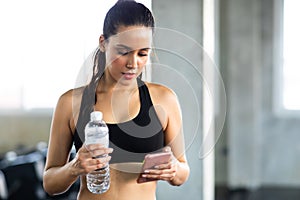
xmin=97 ymin=73 xmax=138 ymax=94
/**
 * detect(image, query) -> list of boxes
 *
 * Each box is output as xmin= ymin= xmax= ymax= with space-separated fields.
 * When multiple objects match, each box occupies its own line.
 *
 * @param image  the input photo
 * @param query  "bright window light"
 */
xmin=283 ymin=0 xmax=300 ymax=110
xmin=0 ymin=0 xmax=151 ymax=110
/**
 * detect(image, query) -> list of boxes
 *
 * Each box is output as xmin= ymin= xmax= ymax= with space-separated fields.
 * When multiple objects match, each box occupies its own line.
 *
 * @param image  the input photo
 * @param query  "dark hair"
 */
xmin=75 ymin=0 xmax=155 ymax=142
xmin=103 ymin=0 xmax=155 ymax=39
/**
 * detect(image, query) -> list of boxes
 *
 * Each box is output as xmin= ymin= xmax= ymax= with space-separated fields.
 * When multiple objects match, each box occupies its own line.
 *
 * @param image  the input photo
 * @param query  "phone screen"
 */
xmin=137 ymin=152 xmax=172 ymax=183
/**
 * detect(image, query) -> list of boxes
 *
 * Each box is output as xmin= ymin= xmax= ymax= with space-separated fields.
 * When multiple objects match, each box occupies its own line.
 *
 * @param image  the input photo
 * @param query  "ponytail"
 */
xmin=76 ymin=48 xmax=106 ymax=139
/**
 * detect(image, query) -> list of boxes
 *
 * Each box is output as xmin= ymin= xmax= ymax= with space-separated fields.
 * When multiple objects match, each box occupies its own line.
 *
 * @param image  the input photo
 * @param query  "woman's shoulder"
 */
xmin=55 ymin=86 xmax=86 ymax=116
xmin=144 ymin=82 xmax=181 ymax=130
xmin=58 ymin=86 xmax=86 ymax=103
xmin=54 ymin=86 xmax=86 ymax=128
xmin=145 ymin=82 xmax=178 ymax=103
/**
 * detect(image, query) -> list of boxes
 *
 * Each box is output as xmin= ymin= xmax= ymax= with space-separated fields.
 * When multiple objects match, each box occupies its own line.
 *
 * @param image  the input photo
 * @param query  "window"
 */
xmin=0 ymin=0 xmax=151 ymax=111
xmin=282 ymin=0 xmax=300 ymax=110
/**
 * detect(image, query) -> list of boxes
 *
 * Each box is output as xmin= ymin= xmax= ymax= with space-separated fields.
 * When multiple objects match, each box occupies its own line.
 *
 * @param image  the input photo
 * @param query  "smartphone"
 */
xmin=137 ymin=151 xmax=172 ymax=183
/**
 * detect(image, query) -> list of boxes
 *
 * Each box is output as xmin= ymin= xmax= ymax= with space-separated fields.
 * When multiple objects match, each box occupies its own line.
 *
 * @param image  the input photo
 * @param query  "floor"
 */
xmin=216 ymin=186 xmax=300 ymax=200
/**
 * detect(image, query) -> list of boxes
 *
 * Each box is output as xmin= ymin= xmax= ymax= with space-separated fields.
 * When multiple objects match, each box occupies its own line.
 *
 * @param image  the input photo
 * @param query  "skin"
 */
xmin=43 ymin=25 xmax=190 ymax=200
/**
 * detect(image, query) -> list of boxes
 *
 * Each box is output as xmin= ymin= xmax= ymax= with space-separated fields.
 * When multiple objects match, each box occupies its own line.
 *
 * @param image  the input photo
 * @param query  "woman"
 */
xmin=43 ymin=1 xmax=190 ymax=199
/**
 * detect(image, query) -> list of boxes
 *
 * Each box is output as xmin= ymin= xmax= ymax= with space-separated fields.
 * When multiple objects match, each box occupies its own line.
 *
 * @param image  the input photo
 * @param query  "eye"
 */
xmin=117 ymin=49 xmax=129 ymax=56
xmin=138 ymin=53 xmax=148 ymax=57
xmin=138 ymin=50 xmax=149 ymax=57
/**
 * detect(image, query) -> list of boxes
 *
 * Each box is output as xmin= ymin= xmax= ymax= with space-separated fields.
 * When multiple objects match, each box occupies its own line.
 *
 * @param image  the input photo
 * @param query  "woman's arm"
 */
xmin=43 ymin=90 xmax=78 ymax=195
xmin=146 ymin=84 xmax=190 ymax=186
xmin=161 ymin=87 xmax=190 ymax=186
xmin=43 ymin=90 xmax=112 ymax=195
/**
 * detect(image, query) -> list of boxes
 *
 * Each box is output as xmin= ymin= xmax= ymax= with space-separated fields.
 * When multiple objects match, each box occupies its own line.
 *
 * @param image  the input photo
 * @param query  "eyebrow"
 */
xmin=115 ymin=44 xmax=151 ymax=51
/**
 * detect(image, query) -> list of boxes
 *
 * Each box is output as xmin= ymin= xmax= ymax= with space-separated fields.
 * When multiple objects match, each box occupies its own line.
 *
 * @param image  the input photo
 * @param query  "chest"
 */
xmin=94 ymin=89 xmax=140 ymax=124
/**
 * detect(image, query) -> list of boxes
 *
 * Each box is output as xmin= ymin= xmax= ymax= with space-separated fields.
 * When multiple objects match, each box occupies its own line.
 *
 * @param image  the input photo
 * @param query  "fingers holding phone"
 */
xmin=143 ymin=158 xmax=178 ymax=182
xmin=137 ymin=148 xmax=178 ymax=183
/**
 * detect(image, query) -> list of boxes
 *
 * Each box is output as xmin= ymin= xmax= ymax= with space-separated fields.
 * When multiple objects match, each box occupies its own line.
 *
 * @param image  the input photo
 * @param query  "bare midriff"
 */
xmin=77 ymin=165 xmax=157 ymax=200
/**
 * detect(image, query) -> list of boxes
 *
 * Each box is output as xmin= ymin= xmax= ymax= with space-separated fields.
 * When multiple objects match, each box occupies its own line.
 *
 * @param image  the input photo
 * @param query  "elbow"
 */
xmin=43 ymin=172 xmax=67 ymax=196
xmin=43 ymin=174 xmax=57 ymax=196
xmin=43 ymin=177 xmax=54 ymax=196
xmin=43 ymin=182 xmax=54 ymax=196
xmin=43 ymin=164 xmax=78 ymax=195
xmin=43 ymin=180 xmax=67 ymax=196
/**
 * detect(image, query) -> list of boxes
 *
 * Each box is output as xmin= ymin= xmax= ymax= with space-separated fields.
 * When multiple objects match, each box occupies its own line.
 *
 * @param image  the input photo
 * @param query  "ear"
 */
xmin=99 ymin=34 xmax=106 ymax=52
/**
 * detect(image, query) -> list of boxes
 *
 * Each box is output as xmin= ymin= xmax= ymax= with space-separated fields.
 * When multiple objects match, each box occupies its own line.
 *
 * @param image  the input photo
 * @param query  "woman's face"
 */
xmin=102 ymin=25 xmax=152 ymax=86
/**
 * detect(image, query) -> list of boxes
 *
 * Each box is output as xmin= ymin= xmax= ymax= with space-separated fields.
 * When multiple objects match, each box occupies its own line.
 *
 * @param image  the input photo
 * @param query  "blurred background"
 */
xmin=1 ymin=0 xmax=299 ymax=199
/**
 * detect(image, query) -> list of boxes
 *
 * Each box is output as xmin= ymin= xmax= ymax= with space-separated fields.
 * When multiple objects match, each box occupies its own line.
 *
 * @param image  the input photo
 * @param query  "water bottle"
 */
xmin=85 ymin=111 xmax=110 ymax=194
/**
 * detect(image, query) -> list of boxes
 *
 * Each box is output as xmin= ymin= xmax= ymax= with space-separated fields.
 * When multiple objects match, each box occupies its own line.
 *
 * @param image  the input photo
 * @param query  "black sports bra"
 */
xmin=73 ymin=79 xmax=165 ymax=163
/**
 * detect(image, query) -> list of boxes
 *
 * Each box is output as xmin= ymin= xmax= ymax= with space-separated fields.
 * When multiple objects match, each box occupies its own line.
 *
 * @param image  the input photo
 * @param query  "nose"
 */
xmin=126 ymin=53 xmax=138 ymax=69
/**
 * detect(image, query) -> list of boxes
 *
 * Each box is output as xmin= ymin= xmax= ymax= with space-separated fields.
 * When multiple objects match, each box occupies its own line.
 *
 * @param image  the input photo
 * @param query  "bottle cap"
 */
xmin=90 ymin=111 xmax=103 ymax=121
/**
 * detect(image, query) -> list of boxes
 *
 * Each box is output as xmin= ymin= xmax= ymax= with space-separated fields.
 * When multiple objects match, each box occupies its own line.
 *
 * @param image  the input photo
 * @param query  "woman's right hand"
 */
xmin=70 ymin=144 xmax=113 ymax=176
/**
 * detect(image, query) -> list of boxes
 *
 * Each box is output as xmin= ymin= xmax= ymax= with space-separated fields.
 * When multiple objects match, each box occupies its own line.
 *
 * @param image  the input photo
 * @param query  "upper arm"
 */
xmin=163 ymin=89 xmax=187 ymax=163
xmin=149 ymin=84 xmax=188 ymax=163
xmin=44 ymin=90 xmax=74 ymax=171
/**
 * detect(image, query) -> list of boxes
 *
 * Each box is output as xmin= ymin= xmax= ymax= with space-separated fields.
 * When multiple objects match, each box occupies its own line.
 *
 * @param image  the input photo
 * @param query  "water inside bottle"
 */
xmin=87 ymin=166 xmax=110 ymax=194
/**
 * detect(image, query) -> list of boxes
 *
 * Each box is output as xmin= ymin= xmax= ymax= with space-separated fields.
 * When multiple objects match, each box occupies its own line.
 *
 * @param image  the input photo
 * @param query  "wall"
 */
xmin=152 ymin=0 xmax=203 ymax=199
xmin=216 ymin=0 xmax=300 ymax=189
xmin=0 ymin=111 xmax=52 ymax=155
xmin=220 ymin=0 xmax=263 ymax=189
xmin=260 ymin=0 xmax=300 ymax=186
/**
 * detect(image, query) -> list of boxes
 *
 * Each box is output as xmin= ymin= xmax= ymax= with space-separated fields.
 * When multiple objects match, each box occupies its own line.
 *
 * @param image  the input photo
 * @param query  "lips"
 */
xmin=122 ymin=72 xmax=136 ymax=80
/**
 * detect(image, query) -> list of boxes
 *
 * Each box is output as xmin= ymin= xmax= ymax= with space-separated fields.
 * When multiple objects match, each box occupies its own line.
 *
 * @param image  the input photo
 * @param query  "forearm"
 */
xmin=43 ymin=160 xmax=79 ymax=195
xmin=168 ymin=161 xmax=190 ymax=186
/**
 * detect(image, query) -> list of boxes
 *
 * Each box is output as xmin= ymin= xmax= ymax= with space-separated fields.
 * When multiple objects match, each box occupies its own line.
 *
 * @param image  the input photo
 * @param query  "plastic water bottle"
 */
xmin=85 ymin=111 xmax=110 ymax=194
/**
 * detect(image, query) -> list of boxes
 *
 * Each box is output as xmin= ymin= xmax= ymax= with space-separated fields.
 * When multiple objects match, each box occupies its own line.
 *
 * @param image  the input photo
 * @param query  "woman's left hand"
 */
xmin=141 ymin=148 xmax=178 ymax=182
